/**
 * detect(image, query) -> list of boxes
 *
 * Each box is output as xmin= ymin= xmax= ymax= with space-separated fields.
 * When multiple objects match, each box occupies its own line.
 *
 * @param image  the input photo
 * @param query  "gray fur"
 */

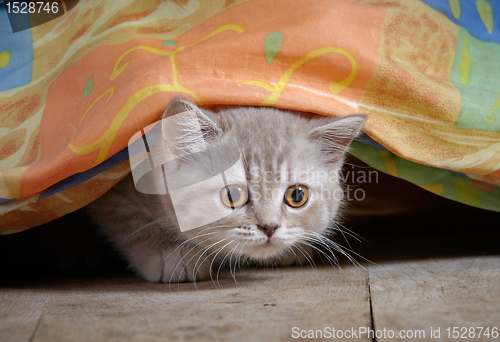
xmin=88 ymin=98 xmax=366 ymax=283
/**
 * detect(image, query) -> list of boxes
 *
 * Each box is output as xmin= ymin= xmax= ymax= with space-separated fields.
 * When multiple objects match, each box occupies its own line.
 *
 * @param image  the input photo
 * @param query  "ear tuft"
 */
xmin=163 ymin=97 xmax=199 ymax=119
xmin=162 ymin=97 xmax=222 ymax=141
xmin=308 ymin=114 xmax=367 ymax=157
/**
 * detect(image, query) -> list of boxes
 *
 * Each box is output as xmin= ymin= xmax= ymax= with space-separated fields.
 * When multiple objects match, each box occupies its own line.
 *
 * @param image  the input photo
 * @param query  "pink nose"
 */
xmin=257 ymin=224 xmax=280 ymax=238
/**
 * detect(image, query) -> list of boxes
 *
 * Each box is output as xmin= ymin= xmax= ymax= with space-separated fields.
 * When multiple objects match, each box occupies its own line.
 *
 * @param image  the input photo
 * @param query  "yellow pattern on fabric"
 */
xmin=449 ymin=0 xmax=461 ymax=19
xmin=459 ymin=33 xmax=471 ymax=85
xmin=70 ymin=87 xmax=115 ymax=141
xmin=0 ymin=51 xmax=10 ymax=68
xmin=420 ymin=183 xmax=444 ymax=194
xmin=381 ymin=151 xmax=398 ymax=177
xmin=70 ymin=85 xmax=185 ymax=165
xmin=476 ymin=0 xmax=494 ymax=34
xmin=69 ymin=24 xmax=244 ymax=166
xmin=239 ymin=47 xmax=357 ymax=106
xmin=487 ymin=95 xmax=500 ymax=122
xmin=110 ymin=24 xmax=244 ymax=80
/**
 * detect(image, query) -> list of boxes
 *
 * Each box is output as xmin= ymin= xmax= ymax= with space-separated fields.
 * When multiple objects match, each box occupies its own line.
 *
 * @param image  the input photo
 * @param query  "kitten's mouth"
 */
xmin=237 ymin=237 xmax=287 ymax=260
xmin=263 ymin=239 xmax=274 ymax=247
xmin=260 ymin=237 xmax=284 ymax=250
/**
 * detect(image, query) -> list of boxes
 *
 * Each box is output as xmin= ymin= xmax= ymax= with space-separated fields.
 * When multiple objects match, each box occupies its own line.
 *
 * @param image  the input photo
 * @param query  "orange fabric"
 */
xmin=1 ymin=0 xmax=499 ymax=234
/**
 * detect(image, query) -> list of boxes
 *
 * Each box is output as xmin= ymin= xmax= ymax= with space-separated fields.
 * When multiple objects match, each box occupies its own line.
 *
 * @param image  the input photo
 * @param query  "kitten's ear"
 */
xmin=162 ymin=97 xmax=222 ymax=140
xmin=308 ymin=114 xmax=367 ymax=156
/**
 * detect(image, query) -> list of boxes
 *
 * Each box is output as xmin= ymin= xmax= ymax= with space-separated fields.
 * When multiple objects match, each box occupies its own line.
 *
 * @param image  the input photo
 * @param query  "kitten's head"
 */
xmin=159 ymin=98 xmax=365 ymax=263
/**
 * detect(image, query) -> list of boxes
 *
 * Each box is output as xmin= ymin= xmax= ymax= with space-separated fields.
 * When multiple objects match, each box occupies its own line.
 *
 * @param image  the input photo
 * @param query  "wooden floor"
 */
xmin=2 ymin=256 xmax=499 ymax=342
xmin=1 ymin=215 xmax=500 ymax=342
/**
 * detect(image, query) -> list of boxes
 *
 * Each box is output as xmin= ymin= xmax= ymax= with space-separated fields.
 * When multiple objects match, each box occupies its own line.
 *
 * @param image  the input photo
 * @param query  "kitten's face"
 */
xmin=160 ymin=101 xmax=365 ymax=263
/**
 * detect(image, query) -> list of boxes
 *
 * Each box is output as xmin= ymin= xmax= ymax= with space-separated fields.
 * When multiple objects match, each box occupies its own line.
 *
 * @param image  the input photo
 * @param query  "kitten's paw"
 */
xmin=126 ymin=246 xmax=212 ymax=283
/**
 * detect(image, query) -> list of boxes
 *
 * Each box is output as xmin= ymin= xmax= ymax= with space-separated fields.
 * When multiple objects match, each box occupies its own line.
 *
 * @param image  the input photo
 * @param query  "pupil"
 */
xmin=227 ymin=188 xmax=241 ymax=203
xmin=291 ymin=188 xmax=304 ymax=203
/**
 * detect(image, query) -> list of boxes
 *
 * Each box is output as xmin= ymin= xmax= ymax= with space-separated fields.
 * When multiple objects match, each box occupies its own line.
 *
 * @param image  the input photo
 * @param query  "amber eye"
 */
xmin=221 ymin=185 xmax=248 ymax=208
xmin=284 ymin=185 xmax=309 ymax=208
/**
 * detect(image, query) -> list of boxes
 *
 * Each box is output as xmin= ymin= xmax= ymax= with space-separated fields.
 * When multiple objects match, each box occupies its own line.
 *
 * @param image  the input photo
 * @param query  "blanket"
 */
xmin=0 ymin=0 xmax=499 ymax=234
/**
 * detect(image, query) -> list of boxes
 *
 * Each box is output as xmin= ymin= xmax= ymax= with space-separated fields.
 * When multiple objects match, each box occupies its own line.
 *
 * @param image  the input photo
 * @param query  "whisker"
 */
xmin=294 ymin=244 xmax=316 ymax=269
xmin=190 ymin=239 xmax=227 ymax=290
xmin=217 ymin=243 xmax=240 ymax=287
xmin=168 ymin=236 xmax=220 ymax=289
xmin=302 ymin=231 xmax=373 ymax=270
xmin=300 ymin=241 xmax=339 ymax=269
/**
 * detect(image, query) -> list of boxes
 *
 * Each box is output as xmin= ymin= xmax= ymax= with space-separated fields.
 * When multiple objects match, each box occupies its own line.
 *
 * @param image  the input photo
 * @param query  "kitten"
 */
xmin=88 ymin=98 xmax=366 ymax=283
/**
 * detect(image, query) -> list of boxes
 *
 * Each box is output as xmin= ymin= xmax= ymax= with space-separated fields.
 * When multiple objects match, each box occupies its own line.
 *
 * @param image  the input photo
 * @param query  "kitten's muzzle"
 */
xmin=257 ymin=224 xmax=280 ymax=238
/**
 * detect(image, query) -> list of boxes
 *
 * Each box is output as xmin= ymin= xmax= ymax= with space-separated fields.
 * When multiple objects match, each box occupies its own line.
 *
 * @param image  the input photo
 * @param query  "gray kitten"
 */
xmin=88 ymin=98 xmax=365 ymax=283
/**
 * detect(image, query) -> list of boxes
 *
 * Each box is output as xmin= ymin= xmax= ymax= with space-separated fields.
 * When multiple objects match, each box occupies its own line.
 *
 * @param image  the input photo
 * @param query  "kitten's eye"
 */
xmin=221 ymin=185 xmax=248 ymax=208
xmin=284 ymin=185 xmax=309 ymax=208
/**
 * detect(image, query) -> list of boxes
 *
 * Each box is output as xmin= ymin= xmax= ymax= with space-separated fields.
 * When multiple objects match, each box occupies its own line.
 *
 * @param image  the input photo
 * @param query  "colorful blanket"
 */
xmin=1 ymin=0 xmax=499 ymax=235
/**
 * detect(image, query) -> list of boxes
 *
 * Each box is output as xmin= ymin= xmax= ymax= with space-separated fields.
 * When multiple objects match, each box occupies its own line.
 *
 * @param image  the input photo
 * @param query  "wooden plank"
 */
xmin=0 ymin=286 xmax=50 ymax=342
xmin=368 ymin=256 xmax=500 ymax=342
xmin=0 ymin=265 xmax=371 ymax=342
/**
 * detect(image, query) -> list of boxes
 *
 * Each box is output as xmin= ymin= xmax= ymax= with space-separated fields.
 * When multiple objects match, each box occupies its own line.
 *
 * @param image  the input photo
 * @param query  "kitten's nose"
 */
xmin=257 ymin=224 xmax=280 ymax=238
